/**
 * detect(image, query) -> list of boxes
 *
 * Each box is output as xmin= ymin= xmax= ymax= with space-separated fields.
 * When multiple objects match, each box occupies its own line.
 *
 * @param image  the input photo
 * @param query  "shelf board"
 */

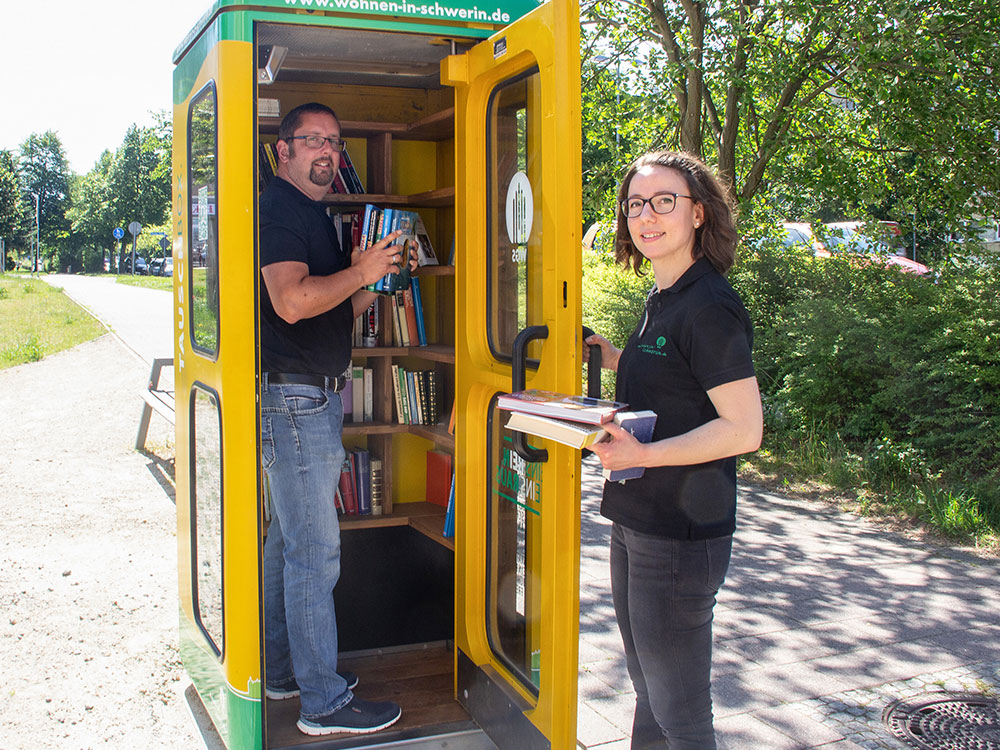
xmin=351 ymin=344 xmax=455 ymax=363
xmin=415 ymin=265 xmax=455 ymax=277
xmin=323 ymin=186 xmax=454 ymax=208
xmin=341 ymin=501 xmax=453 ymax=551
xmin=259 ymin=108 xmax=454 ymax=142
xmin=342 ymin=420 xmax=455 ymax=449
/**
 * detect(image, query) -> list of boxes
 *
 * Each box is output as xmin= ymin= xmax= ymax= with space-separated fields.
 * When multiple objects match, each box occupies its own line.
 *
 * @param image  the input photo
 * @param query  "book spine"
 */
xmin=341 ymin=367 xmax=354 ymax=423
xmin=394 ymin=290 xmax=410 ymax=346
xmin=369 ymin=458 xmax=383 ymax=516
xmin=363 ymin=368 xmax=373 ymax=422
xmin=341 ymin=456 xmax=358 ymax=515
xmin=398 ymin=365 xmax=411 ymax=424
xmin=352 ymin=364 xmax=364 ymax=419
xmin=353 ymin=449 xmax=371 ymax=515
xmin=390 ymin=364 xmax=405 ymax=424
xmin=403 ymin=287 xmax=419 ymax=347
xmin=410 ymin=277 xmax=427 ymax=346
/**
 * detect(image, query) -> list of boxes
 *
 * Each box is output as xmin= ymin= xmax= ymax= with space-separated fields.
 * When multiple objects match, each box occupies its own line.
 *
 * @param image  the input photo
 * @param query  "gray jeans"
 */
xmin=610 ymin=523 xmax=733 ymax=749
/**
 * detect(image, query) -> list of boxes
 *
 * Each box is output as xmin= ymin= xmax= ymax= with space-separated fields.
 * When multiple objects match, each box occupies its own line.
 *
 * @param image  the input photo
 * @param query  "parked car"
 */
xmin=780 ymin=222 xmax=829 ymax=256
xmin=148 ymin=257 xmax=165 ymax=276
xmin=823 ymin=221 xmax=930 ymax=276
xmin=161 ymin=257 xmax=173 ymax=277
xmin=121 ymin=255 xmax=148 ymax=274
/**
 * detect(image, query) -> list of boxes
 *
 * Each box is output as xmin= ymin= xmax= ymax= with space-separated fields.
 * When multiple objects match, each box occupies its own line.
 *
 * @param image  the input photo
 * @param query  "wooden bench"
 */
xmin=136 ymin=358 xmax=174 ymax=451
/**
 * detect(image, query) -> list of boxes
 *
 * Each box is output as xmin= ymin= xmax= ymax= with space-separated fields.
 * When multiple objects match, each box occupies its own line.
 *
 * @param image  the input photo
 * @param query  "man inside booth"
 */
xmin=258 ymin=101 xmax=414 ymax=737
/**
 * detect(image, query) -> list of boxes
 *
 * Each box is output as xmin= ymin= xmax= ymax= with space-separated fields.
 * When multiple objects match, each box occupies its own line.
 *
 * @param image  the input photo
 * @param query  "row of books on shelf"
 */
xmin=335 ymin=449 xmax=384 ymax=517
xmin=391 ymin=365 xmax=441 ymax=426
xmin=498 ymin=388 xmax=657 ymax=482
xmin=352 ymin=276 xmax=428 ymax=348
xmin=358 ymin=204 xmax=439 ymax=294
xmin=258 ymin=141 xmax=366 ymax=195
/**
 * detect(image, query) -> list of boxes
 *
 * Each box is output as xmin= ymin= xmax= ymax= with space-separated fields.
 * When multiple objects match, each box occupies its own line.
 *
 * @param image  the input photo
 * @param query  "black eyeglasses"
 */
xmin=621 ymin=193 xmax=694 ymax=218
xmin=285 ymin=135 xmax=347 ymax=152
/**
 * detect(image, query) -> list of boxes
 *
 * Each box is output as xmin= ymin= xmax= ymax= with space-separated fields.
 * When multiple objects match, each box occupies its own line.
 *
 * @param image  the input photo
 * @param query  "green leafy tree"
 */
xmin=67 ymin=151 xmax=116 ymax=273
xmin=108 ymin=118 xmax=172 ymax=268
xmin=0 ymin=150 xmax=26 ymax=269
xmin=581 ymin=0 xmax=1000 ymax=252
xmin=18 ymin=131 xmax=72 ymax=269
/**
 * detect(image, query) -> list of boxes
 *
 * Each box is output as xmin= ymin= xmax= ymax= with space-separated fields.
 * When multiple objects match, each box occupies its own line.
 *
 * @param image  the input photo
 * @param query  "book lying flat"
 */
xmin=498 ymin=388 xmax=627 ymax=425
xmin=505 ymin=411 xmax=612 ymax=449
xmin=602 ymin=410 xmax=657 ymax=482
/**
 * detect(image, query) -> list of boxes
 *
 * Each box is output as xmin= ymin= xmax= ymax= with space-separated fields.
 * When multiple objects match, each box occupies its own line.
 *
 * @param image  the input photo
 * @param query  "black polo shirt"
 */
xmin=600 ymin=257 xmax=756 ymax=540
xmin=259 ymin=176 xmax=354 ymax=377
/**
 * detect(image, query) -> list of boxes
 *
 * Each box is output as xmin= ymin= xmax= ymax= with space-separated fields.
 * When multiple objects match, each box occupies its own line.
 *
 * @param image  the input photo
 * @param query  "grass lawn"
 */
xmin=115 ymin=274 xmax=174 ymax=292
xmin=0 ymin=276 xmax=106 ymax=369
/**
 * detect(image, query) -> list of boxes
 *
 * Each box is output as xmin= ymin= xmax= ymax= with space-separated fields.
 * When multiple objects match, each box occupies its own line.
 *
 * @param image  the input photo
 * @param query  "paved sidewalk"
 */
xmin=576 ymin=455 xmax=1000 ymax=749
xmin=31 ymin=275 xmax=1000 ymax=748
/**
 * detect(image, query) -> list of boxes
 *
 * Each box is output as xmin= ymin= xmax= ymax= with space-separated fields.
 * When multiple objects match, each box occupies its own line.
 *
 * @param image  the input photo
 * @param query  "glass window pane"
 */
xmin=188 ymin=83 xmax=220 ymax=356
xmin=487 ymin=68 xmax=542 ymax=363
xmin=192 ymin=385 xmax=224 ymax=656
xmin=486 ymin=396 xmax=542 ymax=694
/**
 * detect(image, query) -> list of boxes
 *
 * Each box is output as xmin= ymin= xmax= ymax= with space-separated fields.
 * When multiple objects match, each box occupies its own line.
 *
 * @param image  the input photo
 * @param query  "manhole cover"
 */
xmin=883 ymin=692 xmax=1000 ymax=749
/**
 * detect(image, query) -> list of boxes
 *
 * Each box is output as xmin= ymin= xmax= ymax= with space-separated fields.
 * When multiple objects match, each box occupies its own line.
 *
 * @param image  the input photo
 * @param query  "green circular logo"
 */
xmin=657 ymin=336 xmax=667 ymax=347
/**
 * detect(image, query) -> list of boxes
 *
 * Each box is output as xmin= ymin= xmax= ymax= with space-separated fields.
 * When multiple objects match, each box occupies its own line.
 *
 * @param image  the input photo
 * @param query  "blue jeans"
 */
xmin=610 ymin=523 xmax=732 ymax=750
xmin=261 ymin=381 xmax=351 ymax=719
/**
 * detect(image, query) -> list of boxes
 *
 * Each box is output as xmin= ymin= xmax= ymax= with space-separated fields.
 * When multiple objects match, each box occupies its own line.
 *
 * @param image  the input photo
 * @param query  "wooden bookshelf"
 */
xmin=339 ymin=501 xmax=453 ymax=551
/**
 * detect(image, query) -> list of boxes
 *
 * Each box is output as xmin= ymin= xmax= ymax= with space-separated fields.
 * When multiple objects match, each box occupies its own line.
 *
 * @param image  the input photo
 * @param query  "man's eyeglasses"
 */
xmin=285 ymin=135 xmax=347 ymax=152
xmin=621 ymin=193 xmax=694 ymax=218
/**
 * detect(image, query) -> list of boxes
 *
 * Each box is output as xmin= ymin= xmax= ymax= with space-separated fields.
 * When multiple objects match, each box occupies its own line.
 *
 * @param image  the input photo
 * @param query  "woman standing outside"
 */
xmin=585 ymin=151 xmax=763 ymax=749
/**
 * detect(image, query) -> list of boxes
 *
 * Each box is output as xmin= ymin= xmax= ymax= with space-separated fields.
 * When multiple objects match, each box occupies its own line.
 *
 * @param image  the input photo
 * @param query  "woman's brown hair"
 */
xmin=614 ymin=151 xmax=738 ymax=275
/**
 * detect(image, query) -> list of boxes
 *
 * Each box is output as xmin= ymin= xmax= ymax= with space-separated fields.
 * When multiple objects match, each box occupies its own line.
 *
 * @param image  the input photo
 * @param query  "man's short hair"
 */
xmin=278 ymin=102 xmax=340 ymax=141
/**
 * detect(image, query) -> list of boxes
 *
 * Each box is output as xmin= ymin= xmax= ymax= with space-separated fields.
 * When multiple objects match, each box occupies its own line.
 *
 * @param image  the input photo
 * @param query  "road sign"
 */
xmin=113 ymin=227 xmax=125 ymax=240
xmin=160 ymin=236 xmax=170 ymax=251
xmin=128 ymin=222 xmax=142 ymax=237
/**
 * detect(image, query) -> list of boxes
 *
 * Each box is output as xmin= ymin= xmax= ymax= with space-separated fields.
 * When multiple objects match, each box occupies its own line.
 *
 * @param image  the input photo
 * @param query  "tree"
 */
xmin=0 ymin=150 xmax=25 ymax=269
xmin=67 ymin=151 xmax=116 ymax=273
xmin=108 ymin=118 xmax=172 ymax=268
xmin=18 ymin=131 xmax=72 ymax=269
xmin=581 ymin=0 xmax=1000 ymax=247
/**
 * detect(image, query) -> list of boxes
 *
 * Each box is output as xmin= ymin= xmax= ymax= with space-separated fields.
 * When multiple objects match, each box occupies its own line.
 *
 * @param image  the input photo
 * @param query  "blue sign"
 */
xmin=113 ymin=227 xmax=125 ymax=240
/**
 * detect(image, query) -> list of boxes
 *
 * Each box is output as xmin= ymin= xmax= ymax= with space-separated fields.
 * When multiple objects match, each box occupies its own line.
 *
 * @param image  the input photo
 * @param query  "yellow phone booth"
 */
xmin=171 ymin=0 xmax=582 ymax=747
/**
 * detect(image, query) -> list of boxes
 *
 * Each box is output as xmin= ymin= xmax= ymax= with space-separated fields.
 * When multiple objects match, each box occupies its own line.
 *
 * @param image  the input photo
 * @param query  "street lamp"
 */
xmin=29 ymin=192 xmax=40 ymax=273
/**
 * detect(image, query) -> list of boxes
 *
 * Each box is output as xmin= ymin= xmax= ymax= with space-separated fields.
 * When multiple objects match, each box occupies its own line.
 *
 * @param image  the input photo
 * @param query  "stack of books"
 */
xmin=499 ymin=389 xmax=657 ymax=481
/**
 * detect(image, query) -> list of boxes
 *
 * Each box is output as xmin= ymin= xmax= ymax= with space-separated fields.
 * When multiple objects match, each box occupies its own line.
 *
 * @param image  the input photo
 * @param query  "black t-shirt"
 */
xmin=259 ymin=177 xmax=354 ymax=376
xmin=600 ymin=257 xmax=756 ymax=540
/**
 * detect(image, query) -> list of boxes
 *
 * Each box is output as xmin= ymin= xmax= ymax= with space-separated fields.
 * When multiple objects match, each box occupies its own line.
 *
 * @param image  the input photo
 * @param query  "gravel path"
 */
xmin=0 ymin=335 xmax=199 ymax=749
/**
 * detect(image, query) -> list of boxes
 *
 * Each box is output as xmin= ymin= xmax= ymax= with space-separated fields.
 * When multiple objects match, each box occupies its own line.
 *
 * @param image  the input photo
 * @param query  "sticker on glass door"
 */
xmin=505 ymin=171 xmax=533 ymax=263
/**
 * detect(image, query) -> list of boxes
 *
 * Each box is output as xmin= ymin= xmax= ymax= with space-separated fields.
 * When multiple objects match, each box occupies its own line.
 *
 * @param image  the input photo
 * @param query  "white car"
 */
xmin=823 ymin=221 xmax=930 ymax=276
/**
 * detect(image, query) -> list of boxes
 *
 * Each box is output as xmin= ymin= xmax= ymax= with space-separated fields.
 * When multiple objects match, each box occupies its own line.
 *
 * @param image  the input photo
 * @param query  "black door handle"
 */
xmin=510 ymin=325 xmax=549 ymax=463
xmin=582 ymin=325 xmax=602 ymax=399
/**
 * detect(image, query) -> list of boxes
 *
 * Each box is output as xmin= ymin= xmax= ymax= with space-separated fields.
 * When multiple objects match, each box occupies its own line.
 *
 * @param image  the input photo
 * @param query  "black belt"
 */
xmin=265 ymin=372 xmax=348 ymax=392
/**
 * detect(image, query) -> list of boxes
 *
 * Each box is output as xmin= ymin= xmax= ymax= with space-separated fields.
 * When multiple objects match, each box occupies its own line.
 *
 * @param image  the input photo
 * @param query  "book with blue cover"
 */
xmin=602 ymin=410 xmax=657 ymax=482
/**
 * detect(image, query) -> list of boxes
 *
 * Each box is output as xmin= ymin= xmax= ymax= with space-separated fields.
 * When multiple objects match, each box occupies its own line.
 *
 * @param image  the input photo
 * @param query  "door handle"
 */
xmin=510 ymin=325 xmax=549 ymax=464
xmin=582 ymin=326 xmax=602 ymax=399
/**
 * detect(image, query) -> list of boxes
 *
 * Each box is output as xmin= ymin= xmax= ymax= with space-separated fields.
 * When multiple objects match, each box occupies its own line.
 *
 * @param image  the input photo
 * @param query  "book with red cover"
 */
xmin=402 ymin=287 xmax=420 ymax=346
xmin=338 ymin=457 xmax=357 ymax=515
xmin=497 ymin=389 xmax=627 ymax=425
xmin=426 ymin=450 xmax=453 ymax=507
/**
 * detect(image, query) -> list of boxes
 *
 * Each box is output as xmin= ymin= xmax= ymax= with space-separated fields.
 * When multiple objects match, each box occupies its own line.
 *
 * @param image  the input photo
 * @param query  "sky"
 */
xmin=1 ymin=0 xmax=214 ymax=174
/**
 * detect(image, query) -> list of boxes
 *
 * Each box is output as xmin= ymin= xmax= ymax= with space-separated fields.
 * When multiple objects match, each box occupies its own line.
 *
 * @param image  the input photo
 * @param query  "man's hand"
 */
xmin=352 ymin=230 xmax=411 ymax=286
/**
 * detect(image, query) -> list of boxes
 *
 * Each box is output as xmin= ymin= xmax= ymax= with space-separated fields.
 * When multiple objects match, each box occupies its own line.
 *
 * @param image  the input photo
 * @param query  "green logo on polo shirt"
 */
xmin=638 ymin=336 xmax=670 ymax=357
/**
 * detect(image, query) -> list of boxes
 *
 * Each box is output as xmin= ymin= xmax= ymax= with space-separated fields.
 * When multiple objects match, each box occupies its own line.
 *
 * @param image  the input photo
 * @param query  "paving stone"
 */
xmin=715 ymin=713 xmax=805 ymax=749
xmin=576 ymin=700 xmax=628 ymax=748
xmin=754 ymin=704 xmax=847 ymax=746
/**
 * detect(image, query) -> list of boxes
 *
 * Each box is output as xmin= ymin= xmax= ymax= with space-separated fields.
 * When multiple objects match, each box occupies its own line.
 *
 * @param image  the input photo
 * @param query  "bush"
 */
xmin=584 ymin=219 xmax=1000 ymax=543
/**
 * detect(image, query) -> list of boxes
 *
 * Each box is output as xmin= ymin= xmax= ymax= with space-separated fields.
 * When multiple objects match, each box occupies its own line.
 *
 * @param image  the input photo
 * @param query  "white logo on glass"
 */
xmin=505 ymin=171 xmax=533 ymax=263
